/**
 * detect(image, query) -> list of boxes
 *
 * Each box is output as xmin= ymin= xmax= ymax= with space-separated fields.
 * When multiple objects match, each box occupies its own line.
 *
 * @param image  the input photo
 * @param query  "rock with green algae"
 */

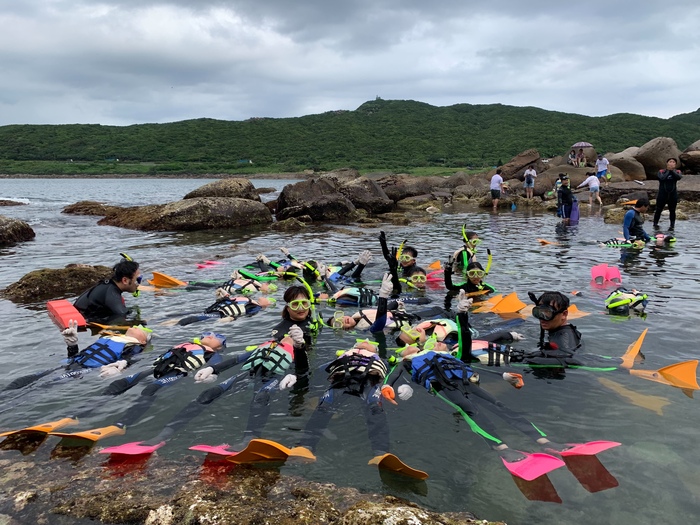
xmin=1 ymin=264 xmax=111 ymax=303
xmin=0 ymin=452 xmax=504 ymax=525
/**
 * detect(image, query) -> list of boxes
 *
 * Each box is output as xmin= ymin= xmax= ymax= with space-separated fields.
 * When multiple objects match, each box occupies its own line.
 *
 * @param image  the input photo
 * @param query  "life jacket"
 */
xmin=414 ymin=319 xmax=458 ymax=342
xmin=331 ymin=287 xmax=377 ymax=307
xmin=221 ymin=279 xmax=259 ymax=295
xmin=241 ymin=340 xmax=294 ymax=376
xmin=204 ymin=297 xmax=250 ymax=318
xmin=72 ymin=336 xmax=142 ymax=368
xmin=326 ymin=348 xmax=387 ymax=393
xmin=407 ymin=350 xmax=476 ymax=391
xmin=605 ymin=288 xmax=648 ymax=313
xmin=152 ymin=342 xmax=208 ymax=378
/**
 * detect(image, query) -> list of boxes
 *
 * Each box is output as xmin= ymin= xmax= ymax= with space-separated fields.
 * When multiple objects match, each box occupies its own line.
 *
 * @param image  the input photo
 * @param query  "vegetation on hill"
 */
xmin=0 ymin=99 xmax=699 ymax=175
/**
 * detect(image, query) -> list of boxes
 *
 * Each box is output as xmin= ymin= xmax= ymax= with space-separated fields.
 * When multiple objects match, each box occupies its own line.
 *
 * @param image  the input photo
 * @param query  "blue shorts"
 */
xmin=523 ymin=180 xmax=534 ymax=188
xmin=589 ymin=186 xmax=600 ymax=193
xmin=596 ymin=170 xmax=606 ymax=179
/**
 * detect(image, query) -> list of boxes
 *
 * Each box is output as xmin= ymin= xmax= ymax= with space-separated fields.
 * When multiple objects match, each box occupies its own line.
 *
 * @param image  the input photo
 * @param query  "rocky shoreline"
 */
xmin=0 ymin=451 xmax=501 ymax=525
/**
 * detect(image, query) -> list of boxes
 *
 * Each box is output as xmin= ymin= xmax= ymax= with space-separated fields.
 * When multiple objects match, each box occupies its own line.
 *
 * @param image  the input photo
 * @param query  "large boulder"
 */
xmin=635 ymin=137 xmax=682 ymax=178
xmin=497 ymin=148 xmax=547 ymax=180
xmin=98 ymin=198 xmax=272 ymax=231
xmin=0 ymin=215 xmax=35 ymax=246
xmin=608 ymin=154 xmax=646 ymax=181
xmin=680 ymin=140 xmax=700 ymax=173
xmin=63 ymin=201 xmax=123 ymax=216
xmin=680 ymin=151 xmax=700 ymax=174
xmin=376 ymin=175 xmax=446 ymax=202
xmin=2 ymin=264 xmax=111 ymax=302
xmin=277 ymin=178 xmax=358 ymax=222
xmin=337 ymin=177 xmax=394 ymax=213
xmin=183 ymin=178 xmax=260 ymax=201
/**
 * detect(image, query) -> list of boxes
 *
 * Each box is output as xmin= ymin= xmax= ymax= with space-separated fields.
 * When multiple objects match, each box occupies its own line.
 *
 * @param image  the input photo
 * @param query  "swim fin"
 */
xmin=99 ymin=440 xmax=166 ymax=456
xmin=499 ymin=449 xmax=566 ymax=481
xmin=590 ymin=264 xmax=608 ymax=285
xmin=227 ymin=438 xmax=291 ymax=464
xmin=619 ymin=329 xmax=648 ymax=369
xmin=189 ymin=444 xmax=239 ymax=458
xmin=0 ymin=417 xmax=78 ymax=438
xmin=629 ymin=360 xmax=700 ymax=391
xmin=49 ymin=424 xmax=126 ymax=442
xmin=547 ymin=441 xmax=621 ymax=457
xmin=148 ymin=271 xmax=188 ymax=288
xmin=490 ymin=292 xmax=527 ymax=314
xmin=605 ymin=265 xmax=622 ymax=284
xmin=368 ymin=453 xmax=429 ymax=480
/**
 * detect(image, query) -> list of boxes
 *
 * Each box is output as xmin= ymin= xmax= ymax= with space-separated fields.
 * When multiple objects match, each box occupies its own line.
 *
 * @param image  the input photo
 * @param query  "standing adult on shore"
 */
xmin=523 ymin=165 xmax=537 ymax=199
xmin=490 ymin=168 xmax=504 ymax=211
xmin=653 ymin=157 xmax=682 ymax=232
xmin=595 ymin=154 xmax=611 ymax=188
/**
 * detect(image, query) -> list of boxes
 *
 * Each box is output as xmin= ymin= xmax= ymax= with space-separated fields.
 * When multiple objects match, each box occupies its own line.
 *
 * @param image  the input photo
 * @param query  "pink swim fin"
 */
xmin=605 ymin=266 xmax=622 ymax=284
xmin=189 ymin=444 xmax=238 ymax=458
xmin=99 ymin=441 xmax=166 ymax=456
xmin=500 ymin=450 xmax=566 ymax=481
xmin=590 ymin=264 xmax=608 ymax=285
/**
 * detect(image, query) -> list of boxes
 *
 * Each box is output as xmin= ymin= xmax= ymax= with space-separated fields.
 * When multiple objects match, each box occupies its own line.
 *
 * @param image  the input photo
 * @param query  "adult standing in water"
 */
xmin=74 ymin=254 xmax=142 ymax=325
xmin=490 ymin=168 xmax=504 ymax=211
xmin=653 ymin=157 xmax=682 ymax=232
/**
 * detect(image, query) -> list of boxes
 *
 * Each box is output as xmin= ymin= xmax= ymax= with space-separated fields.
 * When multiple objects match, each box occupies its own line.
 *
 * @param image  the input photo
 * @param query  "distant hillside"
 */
xmin=1 ymin=99 xmax=699 ymax=172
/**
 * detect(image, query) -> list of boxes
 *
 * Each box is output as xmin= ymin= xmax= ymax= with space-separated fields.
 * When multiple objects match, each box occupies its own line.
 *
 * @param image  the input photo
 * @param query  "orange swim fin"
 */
xmin=0 ymin=417 xmax=79 ymax=438
xmin=49 ymin=425 xmax=126 ymax=442
xmin=490 ymin=292 xmax=527 ymax=314
xmin=148 ymin=271 xmax=188 ymax=288
xmin=629 ymin=360 xmax=700 ymax=391
xmin=619 ymin=329 xmax=648 ymax=369
xmin=368 ymin=453 xmax=429 ymax=480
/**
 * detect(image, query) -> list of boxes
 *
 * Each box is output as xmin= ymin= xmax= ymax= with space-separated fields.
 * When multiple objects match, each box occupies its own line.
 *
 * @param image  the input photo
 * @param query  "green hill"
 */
xmin=1 ymin=99 xmax=699 ymax=174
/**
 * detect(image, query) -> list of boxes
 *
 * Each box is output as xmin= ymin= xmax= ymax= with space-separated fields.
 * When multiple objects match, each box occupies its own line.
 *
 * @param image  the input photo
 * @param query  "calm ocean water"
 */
xmin=1 ymin=178 xmax=699 ymax=525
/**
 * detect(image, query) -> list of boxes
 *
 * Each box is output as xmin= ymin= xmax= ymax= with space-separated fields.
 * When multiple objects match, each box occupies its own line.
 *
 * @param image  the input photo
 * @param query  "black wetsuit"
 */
xmin=74 ymin=279 xmax=130 ymax=323
xmin=653 ymin=168 xmax=682 ymax=229
xmin=557 ymin=185 xmax=574 ymax=219
xmin=444 ymin=266 xmax=496 ymax=294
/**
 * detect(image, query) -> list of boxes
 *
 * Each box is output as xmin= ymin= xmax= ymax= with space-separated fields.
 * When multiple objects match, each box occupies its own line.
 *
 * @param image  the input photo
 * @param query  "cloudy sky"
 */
xmin=1 ymin=0 xmax=698 ymax=126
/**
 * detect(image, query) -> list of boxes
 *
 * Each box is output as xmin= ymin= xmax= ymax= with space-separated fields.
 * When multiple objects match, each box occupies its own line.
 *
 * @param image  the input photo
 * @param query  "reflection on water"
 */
xmin=1 ymin=179 xmax=700 ymax=524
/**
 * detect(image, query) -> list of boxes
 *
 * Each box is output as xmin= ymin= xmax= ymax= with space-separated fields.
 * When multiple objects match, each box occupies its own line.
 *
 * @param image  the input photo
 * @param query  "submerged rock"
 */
xmin=0 ymin=452 xmax=501 ymax=525
xmin=0 ymin=215 xmax=35 ymax=246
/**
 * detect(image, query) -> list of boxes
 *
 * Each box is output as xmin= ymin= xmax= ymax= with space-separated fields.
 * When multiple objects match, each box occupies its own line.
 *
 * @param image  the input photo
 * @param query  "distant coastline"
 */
xmin=0 ymin=172 xmax=307 ymax=180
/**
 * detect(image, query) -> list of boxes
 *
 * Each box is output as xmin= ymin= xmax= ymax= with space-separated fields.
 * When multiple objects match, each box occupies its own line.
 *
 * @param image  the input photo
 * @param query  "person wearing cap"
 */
xmin=1 ymin=322 xmax=152 ymax=392
xmin=653 ymin=157 xmax=683 ymax=232
xmin=595 ymin=153 xmax=610 ymax=187
xmin=623 ymin=198 xmax=652 ymax=244
xmin=556 ymin=174 xmax=574 ymax=224
xmin=74 ymin=256 xmax=143 ymax=325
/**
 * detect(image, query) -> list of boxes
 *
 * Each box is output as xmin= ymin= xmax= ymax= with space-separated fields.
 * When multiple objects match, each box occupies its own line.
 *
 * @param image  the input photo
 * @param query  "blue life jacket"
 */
xmin=409 ymin=351 xmax=475 ymax=391
xmin=72 ymin=337 xmax=141 ymax=368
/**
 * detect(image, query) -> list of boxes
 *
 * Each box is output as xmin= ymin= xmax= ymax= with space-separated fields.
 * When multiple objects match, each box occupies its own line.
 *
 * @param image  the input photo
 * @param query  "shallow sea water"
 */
xmin=1 ymin=178 xmax=699 ymax=525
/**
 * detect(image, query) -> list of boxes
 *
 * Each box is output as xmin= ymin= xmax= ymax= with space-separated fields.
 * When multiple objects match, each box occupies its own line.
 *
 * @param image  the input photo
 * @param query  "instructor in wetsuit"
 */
xmin=653 ymin=157 xmax=682 ymax=231
xmin=74 ymin=256 xmax=141 ymax=324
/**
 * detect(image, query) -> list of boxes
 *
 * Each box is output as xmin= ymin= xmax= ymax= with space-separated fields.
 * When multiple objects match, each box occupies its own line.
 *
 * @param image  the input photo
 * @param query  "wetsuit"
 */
xmin=74 ymin=279 xmax=131 ymax=324
xmin=623 ymin=208 xmax=651 ymax=242
xmin=2 ymin=336 xmax=145 ymax=391
xmin=557 ymin=185 xmax=574 ymax=219
xmin=97 ymin=342 xmax=224 ymax=429
xmin=176 ymin=297 xmax=263 ymax=326
xmin=140 ymin=337 xmax=311 ymax=448
xmin=444 ymin=266 xmax=496 ymax=295
xmin=296 ymin=348 xmax=390 ymax=456
xmin=653 ymin=168 xmax=682 ymax=229
xmin=387 ymin=311 xmax=547 ymax=449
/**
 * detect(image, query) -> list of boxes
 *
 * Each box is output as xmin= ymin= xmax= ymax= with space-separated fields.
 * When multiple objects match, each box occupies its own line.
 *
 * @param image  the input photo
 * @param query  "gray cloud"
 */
xmin=0 ymin=0 xmax=698 ymax=125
